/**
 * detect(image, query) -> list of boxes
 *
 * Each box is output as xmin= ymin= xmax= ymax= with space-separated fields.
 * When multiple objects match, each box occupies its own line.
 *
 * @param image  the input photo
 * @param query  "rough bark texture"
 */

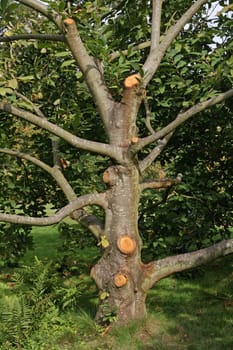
xmin=90 ymin=163 xmax=147 ymax=323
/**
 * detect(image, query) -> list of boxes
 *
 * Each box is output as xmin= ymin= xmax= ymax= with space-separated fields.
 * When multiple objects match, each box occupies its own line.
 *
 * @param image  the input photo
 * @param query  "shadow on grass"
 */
xmin=147 ymin=256 xmax=233 ymax=349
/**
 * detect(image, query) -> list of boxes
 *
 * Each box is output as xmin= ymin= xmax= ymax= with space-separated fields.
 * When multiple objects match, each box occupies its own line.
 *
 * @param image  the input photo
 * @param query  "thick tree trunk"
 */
xmin=90 ymin=164 xmax=147 ymax=324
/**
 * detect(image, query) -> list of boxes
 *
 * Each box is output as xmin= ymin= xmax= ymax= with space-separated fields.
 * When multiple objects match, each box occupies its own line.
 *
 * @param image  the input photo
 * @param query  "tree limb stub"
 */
xmin=124 ymin=74 xmax=142 ymax=89
xmin=141 ymin=239 xmax=233 ymax=291
xmin=140 ymin=174 xmax=182 ymax=191
xmin=64 ymin=18 xmax=75 ymax=26
xmin=117 ymin=235 xmax=137 ymax=255
xmin=114 ymin=273 xmax=128 ymax=288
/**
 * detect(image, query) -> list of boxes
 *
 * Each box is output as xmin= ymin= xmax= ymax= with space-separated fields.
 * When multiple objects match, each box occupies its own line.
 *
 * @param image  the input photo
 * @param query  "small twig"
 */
xmin=14 ymin=91 xmax=45 ymax=118
xmin=144 ymin=95 xmax=156 ymax=135
xmin=140 ymin=173 xmax=183 ymax=191
xmin=0 ymin=34 xmax=65 ymax=43
xmin=139 ymin=132 xmax=174 ymax=172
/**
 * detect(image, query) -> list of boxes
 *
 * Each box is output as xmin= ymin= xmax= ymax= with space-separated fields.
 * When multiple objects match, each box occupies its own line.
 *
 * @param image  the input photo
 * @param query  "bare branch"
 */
xmin=0 ymin=34 xmax=65 ymax=43
xmin=0 ymin=147 xmax=77 ymax=201
xmin=0 ymin=192 xmax=107 ymax=226
xmin=0 ymin=102 xmax=122 ymax=161
xmin=136 ymin=89 xmax=233 ymax=151
xmin=71 ymin=209 xmax=104 ymax=238
xmin=150 ymin=0 xmax=163 ymax=54
xmin=63 ymin=18 xmax=113 ymax=131
xmin=139 ymin=132 xmax=174 ymax=172
xmin=144 ymin=96 xmax=156 ymax=135
xmin=51 ymin=166 xmax=105 ymax=238
xmin=109 ymin=41 xmax=152 ymax=62
xmin=141 ymin=239 xmax=233 ymax=291
xmin=0 ymin=148 xmax=104 ymax=237
xmin=0 ymin=148 xmax=53 ymax=174
xmin=17 ymin=0 xmax=63 ymax=30
xmin=143 ymin=0 xmax=208 ymax=85
xmin=14 ymin=91 xmax=45 ymax=118
xmin=140 ymin=173 xmax=182 ymax=191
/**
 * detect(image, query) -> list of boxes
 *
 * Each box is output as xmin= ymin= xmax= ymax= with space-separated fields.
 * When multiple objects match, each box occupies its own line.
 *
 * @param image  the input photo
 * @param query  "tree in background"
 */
xmin=0 ymin=0 xmax=233 ymax=323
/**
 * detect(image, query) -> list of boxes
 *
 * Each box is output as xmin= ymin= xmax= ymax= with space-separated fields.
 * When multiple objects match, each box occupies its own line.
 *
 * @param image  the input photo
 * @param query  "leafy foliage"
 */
xmin=0 ymin=256 xmax=93 ymax=347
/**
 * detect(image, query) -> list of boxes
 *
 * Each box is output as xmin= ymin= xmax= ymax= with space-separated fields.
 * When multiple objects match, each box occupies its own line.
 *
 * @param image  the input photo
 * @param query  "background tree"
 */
xmin=0 ymin=0 xmax=233 ymax=323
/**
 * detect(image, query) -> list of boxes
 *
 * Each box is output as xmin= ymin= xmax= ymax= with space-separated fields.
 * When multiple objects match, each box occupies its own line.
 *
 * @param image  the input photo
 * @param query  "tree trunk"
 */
xmin=91 ymin=164 xmax=147 ymax=324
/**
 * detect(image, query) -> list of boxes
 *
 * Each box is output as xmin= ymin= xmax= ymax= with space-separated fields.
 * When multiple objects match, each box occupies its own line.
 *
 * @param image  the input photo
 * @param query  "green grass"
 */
xmin=20 ymin=225 xmax=62 ymax=263
xmin=0 ymin=226 xmax=233 ymax=349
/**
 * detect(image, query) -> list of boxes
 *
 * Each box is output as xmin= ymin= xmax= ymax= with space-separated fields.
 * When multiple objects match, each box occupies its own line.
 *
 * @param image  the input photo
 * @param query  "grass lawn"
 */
xmin=0 ymin=226 xmax=233 ymax=349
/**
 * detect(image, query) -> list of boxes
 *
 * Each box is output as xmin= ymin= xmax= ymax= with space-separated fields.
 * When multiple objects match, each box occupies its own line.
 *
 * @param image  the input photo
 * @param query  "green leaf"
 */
xmin=98 ymin=235 xmax=109 ymax=248
xmin=174 ymin=54 xmax=183 ymax=64
xmin=54 ymin=51 xmax=71 ymax=58
xmin=0 ymin=87 xmax=13 ymax=96
xmin=61 ymin=59 xmax=75 ymax=68
xmin=18 ymin=75 xmax=35 ymax=82
xmin=53 ymin=99 xmax=60 ymax=106
xmin=100 ymin=291 xmax=109 ymax=300
xmin=6 ymin=78 xmax=18 ymax=90
xmin=0 ymin=0 xmax=8 ymax=11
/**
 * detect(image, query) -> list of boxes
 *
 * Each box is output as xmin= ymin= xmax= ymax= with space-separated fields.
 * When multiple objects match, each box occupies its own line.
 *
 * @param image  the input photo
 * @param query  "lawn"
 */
xmin=0 ymin=225 xmax=233 ymax=349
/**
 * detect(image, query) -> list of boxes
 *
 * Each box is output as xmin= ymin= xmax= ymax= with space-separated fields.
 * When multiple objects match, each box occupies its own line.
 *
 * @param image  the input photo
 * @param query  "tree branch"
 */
xmin=150 ymin=0 xmax=163 ymax=55
xmin=139 ymin=132 xmax=174 ymax=172
xmin=141 ymin=239 xmax=233 ymax=291
xmin=140 ymin=173 xmax=182 ymax=191
xmin=144 ymin=95 xmax=156 ymax=135
xmin=0 ymin=148 xmax=77 ymax=201
xmin=0 ymin=34 xmax=65 ymax=43
xmin=0 ymin=102 xmax=122 ymax=161
xmin=63 ymin=18 xmax=113 ymax=132
xmin=0 ymin=192 xmax=107 ymax=226
xmin=14 ymin=91 xmax=46 ymax=118
xmin=109 ymin=41 xmax=152 ymax=62
xmin=143 ymin=0 xmax=208 ymax=85
xmin=0 ymin=148 xmax=104 ymax=237
xmin=17 ymin=0 xmax=63 ymax=30
xmin=136 ymin=89 xmax=233 ymax=151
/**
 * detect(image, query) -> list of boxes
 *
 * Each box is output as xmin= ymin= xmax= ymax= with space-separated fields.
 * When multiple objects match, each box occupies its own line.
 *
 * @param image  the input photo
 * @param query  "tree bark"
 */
xmin=90 ymin=164 xmax=147 ymax=323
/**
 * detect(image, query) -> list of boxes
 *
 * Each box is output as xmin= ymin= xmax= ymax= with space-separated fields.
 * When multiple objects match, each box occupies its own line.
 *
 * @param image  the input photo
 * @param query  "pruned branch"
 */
xmin=63 ymin=18 xmax=113 ymax=131
xmin=18 ymin=0 xmax=63 ymax=30
xmin=140 ymin=173 xmax=182 ymax=191
xmin=0 ymin=192 xmax=107 ymax=226
xmin=0 ymin=102 xmax=122 ymax=161
xmin=143 ymin=0 xmax=208 ymax=85
xmin=139 ymin=132 xmax=174 ymax=172
xmin=0 ymin=34 xmax=65 ymax=43
xmin=141 ymin=239 xmax=233 ymax=291
xmin=136 ymin=89 xmax=233 ymax=151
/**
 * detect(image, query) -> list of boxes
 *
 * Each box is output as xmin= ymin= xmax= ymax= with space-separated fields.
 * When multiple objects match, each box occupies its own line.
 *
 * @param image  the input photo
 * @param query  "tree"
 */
xmin=0 ymin=0 xmax=233 ymax=324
